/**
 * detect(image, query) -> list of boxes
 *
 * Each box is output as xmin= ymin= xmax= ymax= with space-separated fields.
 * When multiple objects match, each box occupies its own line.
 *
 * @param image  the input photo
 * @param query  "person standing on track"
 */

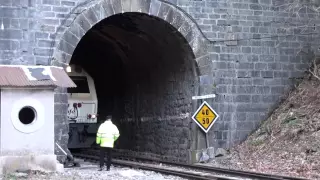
xmin=96 ymin=115 xmax=120 ymax=171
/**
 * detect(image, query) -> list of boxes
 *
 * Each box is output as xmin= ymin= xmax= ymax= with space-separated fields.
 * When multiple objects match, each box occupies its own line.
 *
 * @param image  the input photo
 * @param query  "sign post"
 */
xmin=192 ymin=94 xmax=219 ymax=148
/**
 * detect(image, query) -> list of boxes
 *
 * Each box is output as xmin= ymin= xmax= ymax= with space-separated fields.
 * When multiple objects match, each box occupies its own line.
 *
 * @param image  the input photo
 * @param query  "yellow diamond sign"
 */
xmin=192 ymin=101 xmax=219 ymax=133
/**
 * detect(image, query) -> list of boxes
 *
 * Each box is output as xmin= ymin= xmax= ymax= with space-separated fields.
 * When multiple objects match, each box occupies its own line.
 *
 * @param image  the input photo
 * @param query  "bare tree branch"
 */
xmin=308 ymin=58 xmax=320 ymax=81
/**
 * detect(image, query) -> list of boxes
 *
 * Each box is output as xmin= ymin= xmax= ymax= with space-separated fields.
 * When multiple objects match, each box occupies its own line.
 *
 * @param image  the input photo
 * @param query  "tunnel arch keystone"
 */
xmin=52 ymin=0 xmax=210 ymax=71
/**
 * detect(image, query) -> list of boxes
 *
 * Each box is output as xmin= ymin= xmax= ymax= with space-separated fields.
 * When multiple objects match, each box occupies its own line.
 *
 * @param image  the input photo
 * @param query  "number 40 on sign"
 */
xmin=191 ymin=101 xmax=219 ymax=133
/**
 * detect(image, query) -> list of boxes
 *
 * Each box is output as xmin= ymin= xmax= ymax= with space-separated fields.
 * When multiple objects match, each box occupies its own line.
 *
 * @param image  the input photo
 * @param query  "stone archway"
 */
xmin=52 ymin=0 xmax=212 ymax=163
xmin=51 ymin=0 xmax=209 ymax=71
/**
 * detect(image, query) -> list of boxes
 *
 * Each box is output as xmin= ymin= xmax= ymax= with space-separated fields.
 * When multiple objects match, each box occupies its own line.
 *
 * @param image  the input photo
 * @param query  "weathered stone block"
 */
xmin=54 ymin=93 xmax=68 ymax=103
xmin=74 ymin=14 xmax=91 ymax=32
xmin=83 ymin=8 xmax=98 ymax=25
xmin=262 ymin=95 xmax=280 ymax=103
xmin=149 ymin=0 xmax=161 ymax=16
xmin=261 ymin=71 xmax=273 ymax=78
xmin=53 ymin=7 xmax=70 ymax=13
xmin=131 ymin=0 xmax=151 ymax=13
xmin=196 ymin=54 xmax=210 ymax=66
xmin=255 ymin=86 xmax=270 ymax=94
xmin=271 ymin=86 xmax=286 ymax=94
xmin=191 ymin=38 xmax=209 ymax=58
xmin=0 ymin=40 xmax=12 ymax=50
xmin=61 ymin=1 xmax=75 ymax=6
xmin=158 ymin=2 xmax=171 ymax=19
xmin=101 ymin=0 xmax=115 ymax=16
xmin=61 ymin=30 xmax=79 ymax=47
xmin=233 ymin=95 xmax=251 ymax=103
xmin=108 ymin=0 xmax=121 ymax=14
xmin=57 ymin=39 xmax=75 ymax=56
xmin=54 ymin=103 xmax=68 ymax=115
xmin=0 ymin=29 xmax=23 ymax=39
xmin=54 ymin=87 xmax=67 ymax=93
xmin=0 ymin=0 xmax=11 ymax=6
xmin=237 ymin=86 xmax=256 ymax=94
xmin=252 ymin=78 xmax=264 ymax=85
xmin=179 ymin=19 xmax=193 ymax=37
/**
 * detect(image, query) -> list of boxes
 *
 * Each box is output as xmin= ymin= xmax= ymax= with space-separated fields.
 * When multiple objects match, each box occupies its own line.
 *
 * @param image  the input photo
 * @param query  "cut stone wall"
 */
xmin=0 ymin=0 xmax=319 ymax=161
xmin=192 ymin=0 xmax=320 ymax=148
xmin=113 ymin=36 xmax=196 ymax=162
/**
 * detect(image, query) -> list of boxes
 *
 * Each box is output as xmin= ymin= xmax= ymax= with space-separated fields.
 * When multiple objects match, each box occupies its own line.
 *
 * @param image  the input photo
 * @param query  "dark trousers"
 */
xmin=99 ymin=147 xmax=112 ymax=169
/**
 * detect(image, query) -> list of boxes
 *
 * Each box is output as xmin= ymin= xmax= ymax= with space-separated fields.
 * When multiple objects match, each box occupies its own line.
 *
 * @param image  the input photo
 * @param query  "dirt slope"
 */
xmin=229 ymin=68 xmax=320 ymax=179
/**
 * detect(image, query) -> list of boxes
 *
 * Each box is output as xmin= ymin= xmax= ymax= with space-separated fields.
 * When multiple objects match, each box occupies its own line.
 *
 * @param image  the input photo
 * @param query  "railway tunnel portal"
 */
xmin=52 ymin=0 xmax=211 ymax=163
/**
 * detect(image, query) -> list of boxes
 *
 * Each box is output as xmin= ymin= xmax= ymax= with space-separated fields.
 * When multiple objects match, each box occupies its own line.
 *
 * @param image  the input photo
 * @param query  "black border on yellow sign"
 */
xmin=191 ymin=101 xmax=219 ymax=133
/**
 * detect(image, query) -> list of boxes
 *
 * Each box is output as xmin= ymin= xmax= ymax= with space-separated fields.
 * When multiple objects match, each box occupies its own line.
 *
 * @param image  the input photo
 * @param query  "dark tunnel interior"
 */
xmin=69 ymin=12 xmax=198 ymax=162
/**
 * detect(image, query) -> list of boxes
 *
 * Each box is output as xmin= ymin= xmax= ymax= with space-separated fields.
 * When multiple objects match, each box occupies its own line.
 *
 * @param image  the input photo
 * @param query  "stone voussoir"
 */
xmin=101 ymin=0 xmax=116 ymax=17
xmin=68 ymin=23 xmax=86 ymax=40
xmin=57 ymin=39 xmax=75 ymax=57
xmin=158 ymin=2 xmax=171 ymax=20
xmin=130 ymin=0 xmax=151 ymax=13
xmin=52 ymin=49 xmax=71 ymax=64
xmin=121 ymin=0 xmax=131 ymax=12
xmin=90 ymin=3 xmax=103 ymax=20
xmin=61 ymin=30 xmax=79 ymax=47
xmin=196 ymin=54 xmax=211 ymax=67
xmin=83 ymin=7 xmax=99 ymax=25
xmin=74 ymin=14 xmax=92 ymax=33
xmin=191 ymin=37 xmax=209 ymax=59
xmin=169 ymin=9 xmax=184 ymax=30
xmin=149 ymin=0 xmax=161 ymax=16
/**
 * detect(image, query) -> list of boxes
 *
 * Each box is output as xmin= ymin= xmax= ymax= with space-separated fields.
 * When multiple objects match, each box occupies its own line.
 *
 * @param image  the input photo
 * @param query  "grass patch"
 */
xmin=249 ymin=139 xmax=264 ymax=147
xmin=282 ymin=117 xmax=297 ymax=124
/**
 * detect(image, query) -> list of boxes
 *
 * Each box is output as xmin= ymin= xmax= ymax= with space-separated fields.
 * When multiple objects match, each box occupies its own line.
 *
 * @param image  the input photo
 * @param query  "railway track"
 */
xmin=72 ymin=149 xmax=309 ymax=180
xmin=73 ymin=153 xmax=237 ymax=180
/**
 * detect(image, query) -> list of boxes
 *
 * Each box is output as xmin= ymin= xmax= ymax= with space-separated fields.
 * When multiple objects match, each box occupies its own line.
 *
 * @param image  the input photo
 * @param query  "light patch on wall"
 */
xmin=22 ymin=66 xmax=57 ymax=81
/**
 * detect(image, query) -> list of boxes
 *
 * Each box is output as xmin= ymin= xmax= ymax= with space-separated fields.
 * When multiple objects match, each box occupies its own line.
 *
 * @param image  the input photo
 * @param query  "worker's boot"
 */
xmin=106 ymin=166 xmax=110 ymax=171
xmin=98 ymin=166 xmax=104 ymax=171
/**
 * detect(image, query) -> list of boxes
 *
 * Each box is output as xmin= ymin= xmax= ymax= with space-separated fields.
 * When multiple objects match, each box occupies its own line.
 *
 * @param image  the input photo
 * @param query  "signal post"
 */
xmin=190 ymin=94 xmax=219 ymax=163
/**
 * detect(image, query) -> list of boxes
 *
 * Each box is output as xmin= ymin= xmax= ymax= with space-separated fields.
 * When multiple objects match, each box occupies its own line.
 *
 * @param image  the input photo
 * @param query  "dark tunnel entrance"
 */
xmin=68 ymin=12 xmax=198 ymax=162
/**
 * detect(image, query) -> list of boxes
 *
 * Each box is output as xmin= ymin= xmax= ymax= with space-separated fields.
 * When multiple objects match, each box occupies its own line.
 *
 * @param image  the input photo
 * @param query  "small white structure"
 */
xmin=0 ymin=65 xmax=76 ymax=174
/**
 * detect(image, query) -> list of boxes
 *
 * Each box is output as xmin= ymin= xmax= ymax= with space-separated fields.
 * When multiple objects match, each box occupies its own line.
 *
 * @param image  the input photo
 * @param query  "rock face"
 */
xmin=0 ymin=0 xmax=319 ymax=162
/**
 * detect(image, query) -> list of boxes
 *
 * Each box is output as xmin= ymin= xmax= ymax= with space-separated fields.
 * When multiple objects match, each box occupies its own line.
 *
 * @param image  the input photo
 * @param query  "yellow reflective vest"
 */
xmin=96 ymin=120 xmax=120 ymax=148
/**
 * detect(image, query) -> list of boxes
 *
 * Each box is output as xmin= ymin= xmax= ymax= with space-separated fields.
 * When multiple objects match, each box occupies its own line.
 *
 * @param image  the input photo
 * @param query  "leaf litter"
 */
xmin=215 ymin=63 xmax=320 ymax=180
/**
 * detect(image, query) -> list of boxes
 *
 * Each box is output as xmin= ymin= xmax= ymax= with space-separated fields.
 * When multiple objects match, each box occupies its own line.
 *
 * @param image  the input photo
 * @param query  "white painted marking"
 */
xmin=192 ymin=94 xmax=216 ymax=100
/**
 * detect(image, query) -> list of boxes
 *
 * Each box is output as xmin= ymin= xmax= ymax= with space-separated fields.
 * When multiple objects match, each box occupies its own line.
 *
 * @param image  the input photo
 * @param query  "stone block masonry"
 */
xmin=0 ymin=0 xmax=319 ymax=162
xmin=198 ymin=0 xmax=320 ymax=148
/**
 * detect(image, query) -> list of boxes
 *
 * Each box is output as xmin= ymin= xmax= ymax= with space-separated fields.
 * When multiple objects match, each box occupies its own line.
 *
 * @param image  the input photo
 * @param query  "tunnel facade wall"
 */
xmin=114 ymin=41 xmax=196 ymax=162
xmin=0 ymin=0 xmax=319 ymax=161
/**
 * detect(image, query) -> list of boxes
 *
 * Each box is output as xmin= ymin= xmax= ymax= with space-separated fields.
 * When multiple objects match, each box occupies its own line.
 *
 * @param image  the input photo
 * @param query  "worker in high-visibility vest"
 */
xmin=96 ymin=115 xmax=120 ymax=171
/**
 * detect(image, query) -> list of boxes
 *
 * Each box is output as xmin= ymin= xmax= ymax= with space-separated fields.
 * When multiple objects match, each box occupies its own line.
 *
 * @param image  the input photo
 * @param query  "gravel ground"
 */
xmin=1 ymin=160 xmax=187 ymax=180
xmin=0 ymin=159 xmax=247 ymax=180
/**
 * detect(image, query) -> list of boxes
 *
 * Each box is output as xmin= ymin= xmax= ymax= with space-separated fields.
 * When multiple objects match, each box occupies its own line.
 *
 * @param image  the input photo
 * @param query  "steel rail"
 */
xmin=73 ymin=153 xmax=238 ymax=180
xmin=78 ymin=148 xmax=309 ymax=180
